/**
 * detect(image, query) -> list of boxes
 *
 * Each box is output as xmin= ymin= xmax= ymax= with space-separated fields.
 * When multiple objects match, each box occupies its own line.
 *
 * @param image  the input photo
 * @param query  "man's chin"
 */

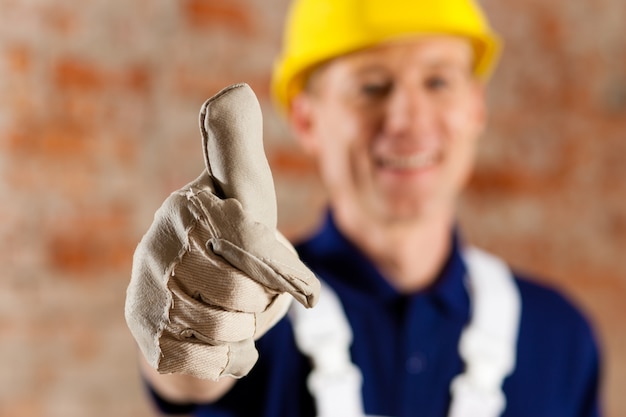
xmin=376 ymin=197 xmax=453 ymax=225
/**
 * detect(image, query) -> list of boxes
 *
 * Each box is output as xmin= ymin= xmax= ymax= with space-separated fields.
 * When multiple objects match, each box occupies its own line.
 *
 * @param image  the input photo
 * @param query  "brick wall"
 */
xmin=0 ymin=0 xmax=624 ymax=416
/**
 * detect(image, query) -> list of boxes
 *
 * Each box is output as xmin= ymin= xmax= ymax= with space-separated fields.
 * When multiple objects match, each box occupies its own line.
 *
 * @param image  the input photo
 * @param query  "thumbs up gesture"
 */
xmin=125 ymin=84 xmax=320 ymax=381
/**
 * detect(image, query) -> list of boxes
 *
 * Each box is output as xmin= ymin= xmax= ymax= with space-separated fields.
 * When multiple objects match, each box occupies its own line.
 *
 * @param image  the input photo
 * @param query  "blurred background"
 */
xmin=0 ymin=0 xmax=624 ymax=416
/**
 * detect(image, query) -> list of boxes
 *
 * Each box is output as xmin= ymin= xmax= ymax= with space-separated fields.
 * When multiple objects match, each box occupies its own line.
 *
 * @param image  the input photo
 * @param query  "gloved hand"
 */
xmin=125 ymin=83 xmax=320 ymax=381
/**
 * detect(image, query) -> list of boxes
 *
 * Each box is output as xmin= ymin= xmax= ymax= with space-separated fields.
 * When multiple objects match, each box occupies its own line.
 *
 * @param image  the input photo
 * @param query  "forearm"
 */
xmin=140 ymin=352 xmax=236 ymax=405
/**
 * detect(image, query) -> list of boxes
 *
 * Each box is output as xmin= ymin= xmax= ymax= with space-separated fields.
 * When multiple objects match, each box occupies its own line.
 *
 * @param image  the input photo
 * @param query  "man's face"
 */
xmin=289 ymin=36 xmax=486 ymax=225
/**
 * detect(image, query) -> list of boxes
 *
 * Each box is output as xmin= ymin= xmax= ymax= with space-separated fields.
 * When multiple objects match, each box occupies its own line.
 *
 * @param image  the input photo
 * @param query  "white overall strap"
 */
xmin=290 ymin=282 xmax=366 ymax=417
xmin=448 ymin=247 xmax=522 ymax=417
xmin=290 ymin=247 xmax=521 ymax=417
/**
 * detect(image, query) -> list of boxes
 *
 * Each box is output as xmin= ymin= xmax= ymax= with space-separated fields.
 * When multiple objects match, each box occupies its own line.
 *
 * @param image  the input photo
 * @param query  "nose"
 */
xmin=384 ymin=85 xmax=435 ymax=142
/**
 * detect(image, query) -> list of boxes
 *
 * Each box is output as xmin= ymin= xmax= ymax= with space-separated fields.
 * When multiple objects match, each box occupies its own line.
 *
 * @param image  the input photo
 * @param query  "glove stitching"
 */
xmin=184 ymin=188 xmax=221 ymax=240
xmin=160 ymin=214 xmax=204 ymax=346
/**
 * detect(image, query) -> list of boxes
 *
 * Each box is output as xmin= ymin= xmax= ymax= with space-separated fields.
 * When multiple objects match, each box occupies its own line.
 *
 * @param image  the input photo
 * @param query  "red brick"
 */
xmin=4 ymin=45 xmax=31 ymax=73
xmin=467 ymin=167 xmax=561 ymax=196
xmin=41 ymin=122 xmax=93 ymax=156
xmin=54 ymin=57 xmax=109 ymax=91
xmin=46 ymin=206 xmax=136 ymax=276
xmin=172 ymin=67 xmax=269 ymax=101
xmin=54 ymin=57 xmax=153 ymax=95
xmin=4 ymin=121 xmax=92 ymax=159
xmin=122 ymin=65 xmax=152 ymax=94
xmin=59 ymin=93 xmax=101 ymax=122
xmin=41 ymin=5 xmax=78 ymax=36
xmin=174 ymin=65 xmax=235 ymax=99
xmin=182 ymin=0 xmax=255 ymax=34
xmin=270 ymin=148 xmax=317 ymax=177
xmin=536 ymin=7 xmax=564 ymax=49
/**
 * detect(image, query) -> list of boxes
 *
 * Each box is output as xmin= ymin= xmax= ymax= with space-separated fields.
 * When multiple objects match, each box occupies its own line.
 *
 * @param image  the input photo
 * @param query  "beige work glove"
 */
xmin=125 ymin=83 xmax=320 ymax=381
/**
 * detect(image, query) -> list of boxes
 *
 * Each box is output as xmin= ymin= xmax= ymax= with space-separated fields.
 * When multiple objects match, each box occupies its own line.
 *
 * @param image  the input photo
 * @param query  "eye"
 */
xmin=424 ymin=76 xmax=449 ymax=91
xmin=361 ymin=82 xmax=392 ymax=98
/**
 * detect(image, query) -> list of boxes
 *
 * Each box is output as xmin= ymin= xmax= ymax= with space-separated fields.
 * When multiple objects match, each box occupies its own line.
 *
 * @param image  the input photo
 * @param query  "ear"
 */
xmin=287 ymin=92 xmax=319 ymax=156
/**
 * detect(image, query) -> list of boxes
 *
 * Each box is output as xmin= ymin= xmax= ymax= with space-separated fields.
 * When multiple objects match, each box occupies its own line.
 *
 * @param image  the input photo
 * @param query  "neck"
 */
xmin=333 ymin=207 xmax=455 ymax=293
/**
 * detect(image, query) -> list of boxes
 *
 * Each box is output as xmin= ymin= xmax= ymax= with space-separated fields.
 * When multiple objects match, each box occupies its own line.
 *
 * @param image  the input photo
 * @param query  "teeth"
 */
xmin=378 ymin=152 xmax=438 ymax=169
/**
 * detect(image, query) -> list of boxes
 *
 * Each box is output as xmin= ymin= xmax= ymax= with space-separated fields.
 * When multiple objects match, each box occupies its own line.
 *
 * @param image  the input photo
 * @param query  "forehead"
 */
xmin=313 ymin=36 xmax=475 ymax=83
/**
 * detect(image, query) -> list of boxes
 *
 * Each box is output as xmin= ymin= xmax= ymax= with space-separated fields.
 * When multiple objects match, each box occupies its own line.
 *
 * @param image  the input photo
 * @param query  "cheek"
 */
xmin=309 ymin=94 xmax=383 ymax=177
xmin=318 ymin=129 xmax=358 ymax=179
xmin=441 ymin=102 xmax=483 ymax=184
xmin=444 ymin=97 xmax=483 ymax=149
xmin=317 ymin=114 xmax=374 ymax=187
xmin=323 ymin=106 xmax=373 ymax=152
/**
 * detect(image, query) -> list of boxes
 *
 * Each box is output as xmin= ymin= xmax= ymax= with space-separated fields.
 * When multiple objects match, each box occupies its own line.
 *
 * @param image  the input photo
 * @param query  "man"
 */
xmin=126 ymin=0 xmax=602 ymax=416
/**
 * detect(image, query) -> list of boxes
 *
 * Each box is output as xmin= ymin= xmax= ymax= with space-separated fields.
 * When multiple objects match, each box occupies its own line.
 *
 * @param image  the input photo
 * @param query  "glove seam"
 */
xmin=157 ymin=210 xmax=202 ymax=369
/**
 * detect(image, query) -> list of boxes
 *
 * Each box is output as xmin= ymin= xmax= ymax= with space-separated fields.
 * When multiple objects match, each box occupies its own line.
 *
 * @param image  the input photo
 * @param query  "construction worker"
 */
xmin=125 ymin=0 xmax=602 ymax=416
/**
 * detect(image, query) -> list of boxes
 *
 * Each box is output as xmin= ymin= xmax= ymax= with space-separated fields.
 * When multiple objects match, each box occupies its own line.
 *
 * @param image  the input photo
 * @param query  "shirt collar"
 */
xmin=302 ymin=211 xmax=470 ymax=317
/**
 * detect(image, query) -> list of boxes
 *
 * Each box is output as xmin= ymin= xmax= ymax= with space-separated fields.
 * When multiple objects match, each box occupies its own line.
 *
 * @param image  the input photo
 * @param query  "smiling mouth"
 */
xmin=376 ymin=151 xmax=440 ymax=170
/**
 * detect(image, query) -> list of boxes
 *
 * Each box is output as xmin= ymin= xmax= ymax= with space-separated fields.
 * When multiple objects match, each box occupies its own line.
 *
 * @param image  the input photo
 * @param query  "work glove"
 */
xmin=125 ymin=83 xmax=320 ymax=380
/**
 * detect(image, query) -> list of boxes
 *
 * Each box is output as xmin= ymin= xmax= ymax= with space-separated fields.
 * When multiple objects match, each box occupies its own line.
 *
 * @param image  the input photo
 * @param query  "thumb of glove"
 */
xmin=200 ymin=83 xmax=277 ymax=229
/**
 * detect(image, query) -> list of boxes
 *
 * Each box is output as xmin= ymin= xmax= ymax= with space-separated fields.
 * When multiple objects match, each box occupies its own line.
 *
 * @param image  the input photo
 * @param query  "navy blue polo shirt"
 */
xmin=148 ymin=214 xmax=602 ymax=417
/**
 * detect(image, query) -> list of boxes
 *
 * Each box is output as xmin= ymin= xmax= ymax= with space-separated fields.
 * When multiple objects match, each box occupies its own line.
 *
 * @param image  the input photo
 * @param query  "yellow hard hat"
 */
xmin=271 ymin=0 xmax=501 ymax=112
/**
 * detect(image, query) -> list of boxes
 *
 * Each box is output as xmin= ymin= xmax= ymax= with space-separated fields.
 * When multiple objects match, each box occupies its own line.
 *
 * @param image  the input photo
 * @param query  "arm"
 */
xmin=140 ymin=353 xmax=236 ymax=405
